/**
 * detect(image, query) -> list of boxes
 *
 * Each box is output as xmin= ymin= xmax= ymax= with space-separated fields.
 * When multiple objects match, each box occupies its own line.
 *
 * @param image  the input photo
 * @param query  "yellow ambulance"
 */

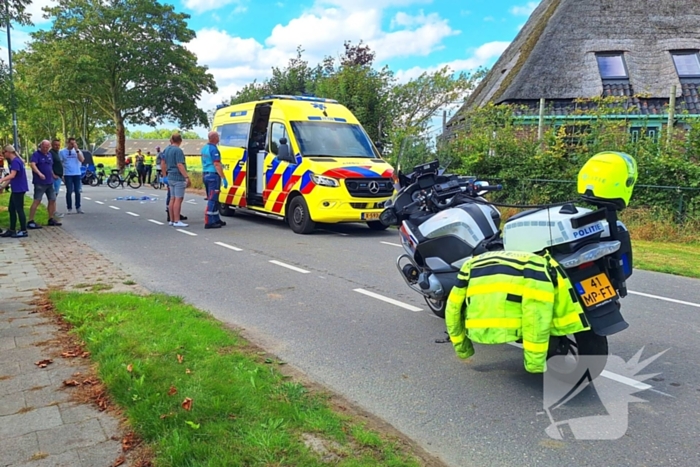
xmin=212 ymin=95 xmax=395 ymax=234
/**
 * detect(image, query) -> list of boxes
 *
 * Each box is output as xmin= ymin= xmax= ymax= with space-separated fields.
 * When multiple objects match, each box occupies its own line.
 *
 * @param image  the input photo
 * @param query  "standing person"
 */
xmin=163 ymin=133 xmax=190 ymax=227
xmin=49 ymin=138 xmax=64 ymax=218
xmin=27 ymin=140 xmax=61 ymax=228
xmin=0 ymin=145 xmax=29 ymax=238
xmin=201 ymin=131 xmax=228 ymax=229
xmin=60 ymin=137 xmax=85 ymax=214
xmin=144 ymin=151 xmax=154 ymax=184
xmin=159 ymin=144 xmax=188 ymax=223
xmin=135 ymin=149 xmax=146 ymax=184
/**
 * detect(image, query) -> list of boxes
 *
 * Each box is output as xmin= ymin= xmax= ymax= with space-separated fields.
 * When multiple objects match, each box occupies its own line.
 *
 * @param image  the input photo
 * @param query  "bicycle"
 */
xmin=150 ymin=172 xmax=164 ymax=190
xmin=107 ymin=166 xmax=141 ymax=189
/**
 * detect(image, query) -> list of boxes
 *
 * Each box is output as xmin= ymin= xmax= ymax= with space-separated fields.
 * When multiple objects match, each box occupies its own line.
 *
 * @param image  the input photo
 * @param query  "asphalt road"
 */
xmin=45 ymin=183 xmax=700 ymax=467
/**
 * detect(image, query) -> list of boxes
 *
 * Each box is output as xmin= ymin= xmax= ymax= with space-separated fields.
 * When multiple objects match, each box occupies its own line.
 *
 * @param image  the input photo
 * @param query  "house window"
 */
xmin=630 ymin=126 xmax=659 ymax=143
xmin=671 ymin=51 xmax=700 ymax=78
xmin=596 ymin=53 xmax=628 ymax=79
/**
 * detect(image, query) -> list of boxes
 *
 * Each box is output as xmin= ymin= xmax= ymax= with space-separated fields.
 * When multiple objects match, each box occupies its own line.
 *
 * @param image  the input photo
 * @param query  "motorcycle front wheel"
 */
xmin=127 ymin=176 xmax=142 ymax=189
xmin=88 ymin=175 xmax=98 ymax=187
xmin=425 ymin=297 xmax=446 ymax=319
xmin=546 ymin=330 xmax=609 ymax=383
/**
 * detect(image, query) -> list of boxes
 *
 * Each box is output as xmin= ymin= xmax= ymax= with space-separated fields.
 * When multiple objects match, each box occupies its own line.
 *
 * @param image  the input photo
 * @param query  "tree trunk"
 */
xmin=115 ymin=113 xmax=126 ymax=170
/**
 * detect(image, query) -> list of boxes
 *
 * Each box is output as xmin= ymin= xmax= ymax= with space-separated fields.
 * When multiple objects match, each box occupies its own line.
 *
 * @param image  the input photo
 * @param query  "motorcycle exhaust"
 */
xmin=395 ymin=254 xmax=445 ymax=299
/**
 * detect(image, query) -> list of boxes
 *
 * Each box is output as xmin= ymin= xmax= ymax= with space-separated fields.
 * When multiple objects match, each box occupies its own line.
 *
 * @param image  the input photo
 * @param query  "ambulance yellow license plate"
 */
xmin=576 ymin=273 xmax=617 ymax=307
xmin=362 ymin=212 xmax=381 ymax=220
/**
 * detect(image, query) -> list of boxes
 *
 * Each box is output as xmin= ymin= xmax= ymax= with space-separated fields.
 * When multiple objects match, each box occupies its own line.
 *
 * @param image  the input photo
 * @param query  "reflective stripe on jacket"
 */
xmin=445 ymin=251 xmax=589 ymax=373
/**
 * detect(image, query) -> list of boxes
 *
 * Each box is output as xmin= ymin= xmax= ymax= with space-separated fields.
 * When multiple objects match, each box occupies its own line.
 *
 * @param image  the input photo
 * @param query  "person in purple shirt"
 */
xmin=27 ymin=140 xmax=61 ymax=229
xmin=0 ymin=145 xmax=29 ymax=237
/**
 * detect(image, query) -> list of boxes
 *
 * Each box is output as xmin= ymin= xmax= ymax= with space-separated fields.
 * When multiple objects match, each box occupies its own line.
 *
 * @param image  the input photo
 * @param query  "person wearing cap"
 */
xmin=0 ymin=145 xmax=29 ymax=237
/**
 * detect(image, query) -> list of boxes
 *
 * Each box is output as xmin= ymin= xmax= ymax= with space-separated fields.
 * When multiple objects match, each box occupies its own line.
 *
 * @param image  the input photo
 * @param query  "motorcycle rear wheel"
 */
xmin=425 ymin=297 xmax=446 ymax=319
xmin=88 ymin=175 xmax=98 ymax=187
xmin=546 ymin=330 xmax=609 ymax=383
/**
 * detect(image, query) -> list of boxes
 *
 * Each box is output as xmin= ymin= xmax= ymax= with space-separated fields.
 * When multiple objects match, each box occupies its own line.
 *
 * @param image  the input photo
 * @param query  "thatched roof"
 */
xmin=448 ymin=0 xmax=700 ymax=128
xmin=93 ymin=139 xmax=207 ymax=156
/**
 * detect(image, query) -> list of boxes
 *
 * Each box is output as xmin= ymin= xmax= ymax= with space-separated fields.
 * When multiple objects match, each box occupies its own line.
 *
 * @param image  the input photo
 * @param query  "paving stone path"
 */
xmin=1 ymin=228 xmax=147 ymax=466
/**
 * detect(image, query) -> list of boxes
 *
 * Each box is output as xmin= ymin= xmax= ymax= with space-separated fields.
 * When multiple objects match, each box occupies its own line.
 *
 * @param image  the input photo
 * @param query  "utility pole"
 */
xmin=5 ymin=1 xmax=20 ymax=153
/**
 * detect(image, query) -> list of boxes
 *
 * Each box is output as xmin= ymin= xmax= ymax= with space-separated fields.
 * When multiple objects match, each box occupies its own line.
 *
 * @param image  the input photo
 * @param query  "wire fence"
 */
xmin=483 ymin=178 xmax=700 ymax=224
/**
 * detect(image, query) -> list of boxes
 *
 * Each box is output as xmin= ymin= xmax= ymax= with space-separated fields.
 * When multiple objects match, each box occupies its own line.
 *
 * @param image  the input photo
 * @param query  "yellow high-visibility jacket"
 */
xmin=445 ymin=251 xmax=589 ymax=373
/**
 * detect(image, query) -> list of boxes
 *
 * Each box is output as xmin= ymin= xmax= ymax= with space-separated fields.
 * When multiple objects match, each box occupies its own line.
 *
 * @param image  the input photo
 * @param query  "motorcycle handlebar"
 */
xmin=474 ymin=184 xmax=502 ymax=192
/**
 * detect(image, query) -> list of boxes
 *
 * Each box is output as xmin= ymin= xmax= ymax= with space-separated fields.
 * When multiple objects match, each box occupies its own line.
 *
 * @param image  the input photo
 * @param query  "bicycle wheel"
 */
xmin=107 ymin=174 xmax=121 ymax=189
xmin=127 ymin=173 xmax=142 ymax=189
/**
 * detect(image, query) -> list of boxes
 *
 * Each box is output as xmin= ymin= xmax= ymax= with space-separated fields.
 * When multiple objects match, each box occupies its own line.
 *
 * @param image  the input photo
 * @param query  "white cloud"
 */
xmin=509 ymin=1 xmax=540 ymax=16
xmin=1 ymin=29 xmax=32 ymax=63
xmin=187 ymin=0 xmax=458 ymax=110
xmin=395 ymin=41 xmax=510 ymax=82
xmin=184 ymin=0 xmax=245 ymax=14
xmin=25 ymin=0 xmax=56 ymax=25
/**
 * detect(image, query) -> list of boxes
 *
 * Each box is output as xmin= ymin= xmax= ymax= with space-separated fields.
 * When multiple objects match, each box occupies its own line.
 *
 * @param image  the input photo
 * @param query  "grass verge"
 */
xmin=0 ymin=192 xmax=48 ymax=229
xmin=49 ymin=291 xmax=433 ymax=467
xmin=632 ymin=240 xmax=700 ymax=279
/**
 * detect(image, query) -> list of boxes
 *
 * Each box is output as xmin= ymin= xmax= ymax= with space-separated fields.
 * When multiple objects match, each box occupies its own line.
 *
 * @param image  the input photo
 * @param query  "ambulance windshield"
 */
xmin=290 ymin=121 xmax=378 ymax=158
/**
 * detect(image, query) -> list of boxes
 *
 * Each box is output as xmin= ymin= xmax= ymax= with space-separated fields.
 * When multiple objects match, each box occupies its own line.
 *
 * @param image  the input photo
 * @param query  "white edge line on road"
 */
xmin=137 ymin=191 xmax=144 ymax=194
xmin=215 ymin=241 xmax=243 ymax=252
xmin=109 ymin=205 xmax=120 ymax=210
xmin=148 ymin=219 xmax=164 ymax=225
xmin=269 ymin=260 xmax=310 ymax=274
xmin=629 ymin=290 xmax=700 ymax=309
xmin=381 ymin=241 xmax=402 ymax=247
xmin=505 ymin=342 xmax=671 ymax=395
xmin=83 ymin=197 xmax=91 ymax=200
xmin=353 ymin=288 xmax=422 ymax=312
xmin=95 ymin=201 xmax=104 ymax=205
xmin=177 ymin=229 xmax=197 ymax=236
xmin=126 ymin=212 xmax=139 ymax=217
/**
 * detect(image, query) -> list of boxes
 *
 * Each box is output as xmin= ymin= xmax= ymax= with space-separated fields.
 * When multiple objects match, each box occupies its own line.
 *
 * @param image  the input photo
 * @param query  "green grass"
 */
xmin=0 ymin=192 xmax=49 ymax=229
xmin=633 ymin=240 xmax=700 ymax=279
xmin=49 ymin=291 xmax=425 ymax=467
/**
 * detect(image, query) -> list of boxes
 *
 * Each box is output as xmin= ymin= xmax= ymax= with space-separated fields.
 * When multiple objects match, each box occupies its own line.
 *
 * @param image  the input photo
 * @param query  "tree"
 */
xmin=1 ymin=0 xmax=33 ymax=26
xmin=30 ymin=0 xmax=216 ymax=168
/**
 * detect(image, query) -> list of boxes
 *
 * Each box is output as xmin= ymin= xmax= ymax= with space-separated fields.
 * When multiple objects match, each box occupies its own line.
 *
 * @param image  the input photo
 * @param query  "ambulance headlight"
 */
xmin=310 ymin=174 xmax=340 ymax=187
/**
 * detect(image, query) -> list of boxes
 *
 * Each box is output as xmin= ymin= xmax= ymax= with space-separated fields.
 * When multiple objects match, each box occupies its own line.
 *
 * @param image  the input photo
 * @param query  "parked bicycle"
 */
xmin=107 ymin=166 xmax=141 ymax=189
xmin=150 ymin=172 xmax=164 ymax=190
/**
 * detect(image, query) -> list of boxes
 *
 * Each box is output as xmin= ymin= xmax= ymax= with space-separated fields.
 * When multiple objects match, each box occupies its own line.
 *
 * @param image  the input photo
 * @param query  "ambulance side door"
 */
xmin=217 ymin=120 xmax=251 ymax=204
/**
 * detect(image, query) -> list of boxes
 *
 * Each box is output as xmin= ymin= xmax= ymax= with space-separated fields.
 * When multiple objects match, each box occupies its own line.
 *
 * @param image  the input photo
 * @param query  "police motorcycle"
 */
xmin=380 ymin=144 xmax=636 ymax=380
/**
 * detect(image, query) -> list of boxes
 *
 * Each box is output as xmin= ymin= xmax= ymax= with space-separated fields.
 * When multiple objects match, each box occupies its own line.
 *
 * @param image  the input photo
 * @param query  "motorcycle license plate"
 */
xmin=576 ymin=273 xmax=617 ymax=307
xmin=362 ymin=212 xmax=381 ymax=220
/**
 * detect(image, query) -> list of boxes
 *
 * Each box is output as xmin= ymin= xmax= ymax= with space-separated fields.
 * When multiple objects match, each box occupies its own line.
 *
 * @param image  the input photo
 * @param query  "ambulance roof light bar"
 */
xmin=261 ymin=94 xmax=338 ymax=104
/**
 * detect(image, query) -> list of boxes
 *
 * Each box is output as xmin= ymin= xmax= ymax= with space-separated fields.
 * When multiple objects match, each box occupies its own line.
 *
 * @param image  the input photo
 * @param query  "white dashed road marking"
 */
xmin=148 ymin=219 xmax=164 ymax=225
xmin=353 ymin=288 xmax=422 ymax=312
xmin=381 ymin=241 xmax=402 ymax=247
xmin=186 ymin=199 xmax=197 ymax=205
xmin=177 ymin=229 xmax=197 ymax=236
xmin=95 ymin=201 xmax=104 ymax=205
xmin=109 ymin=206 xmax=120 ymax=210
xmin=83 ymin=197 xmax=91 ymax=200
xmin=269 ymin=260 xmax=310 ymax=274
xmin=215 ymin=241 xmax=243 ymax=252
xmin=126 ymin=212 xmax=139 ymax=217
xmin=628 ymin=291 xmax=700 ymax=309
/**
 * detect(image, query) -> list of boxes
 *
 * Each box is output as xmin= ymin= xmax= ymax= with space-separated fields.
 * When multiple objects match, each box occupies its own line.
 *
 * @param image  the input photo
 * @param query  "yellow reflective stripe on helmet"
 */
xmin=552 ymin=312 xmax=582 ymax=328
xmin=450 ymin=333 xmax=466 ymax=344
xmin=466 ymin=318 xmax=521 ymax=329
xmin=466 ymin=283 xmax=554 ymax=303
xmin=522 ymin=340 xmax=549 ymax=353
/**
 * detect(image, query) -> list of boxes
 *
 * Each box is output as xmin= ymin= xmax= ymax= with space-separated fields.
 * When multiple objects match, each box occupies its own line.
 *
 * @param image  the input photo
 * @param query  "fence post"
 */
xmin=676 ymin=193 xmax=684 ymax=224
xmin=667 ymin=85 xmax=677 ymax=146
xmin=538 ymin=98 xmax=546 ymax=141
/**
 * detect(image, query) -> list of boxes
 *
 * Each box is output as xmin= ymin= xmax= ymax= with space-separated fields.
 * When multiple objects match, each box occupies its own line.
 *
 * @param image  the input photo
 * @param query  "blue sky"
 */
xmin=1 ymin=0 xmax=541 ymax=133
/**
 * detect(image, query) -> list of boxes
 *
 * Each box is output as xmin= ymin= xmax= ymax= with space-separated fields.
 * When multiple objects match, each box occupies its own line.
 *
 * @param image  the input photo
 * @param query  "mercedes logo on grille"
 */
xmin=368 ymin=181 xmax=380 ymax=194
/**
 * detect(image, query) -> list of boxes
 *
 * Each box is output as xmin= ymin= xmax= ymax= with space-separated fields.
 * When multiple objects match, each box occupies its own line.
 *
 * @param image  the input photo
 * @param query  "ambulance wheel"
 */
xmin=288 ymin=196 xmax=315 ymax=234
xmin=367 ymin=221 xmax=389 ymax=231
xmin=425 ymin=297 xmax=446 ymax=319
xmin=546 ymin=331 xmax=608 ymax=383
xmin=220 ymin=203 xmax=235 ymax=217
